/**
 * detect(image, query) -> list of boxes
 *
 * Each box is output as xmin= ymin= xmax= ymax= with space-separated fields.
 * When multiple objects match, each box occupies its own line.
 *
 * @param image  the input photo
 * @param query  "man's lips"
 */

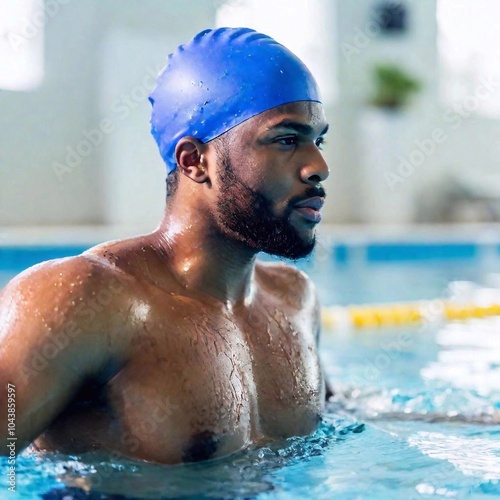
xmin=292 ymin=196 xmax=324 ymax=223
xmin=293 ymin=196 xmax=325 ymax=210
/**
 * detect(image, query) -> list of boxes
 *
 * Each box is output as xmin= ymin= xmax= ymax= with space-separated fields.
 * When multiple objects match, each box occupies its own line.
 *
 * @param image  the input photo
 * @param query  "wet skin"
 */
xmin=0 ymin=102 xmax=331 ymax=464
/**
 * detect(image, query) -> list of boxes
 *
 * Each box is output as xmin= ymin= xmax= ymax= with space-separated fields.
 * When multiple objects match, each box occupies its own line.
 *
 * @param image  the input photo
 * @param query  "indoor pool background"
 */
xmin=1 ymin=238 xmax=500 ymax=499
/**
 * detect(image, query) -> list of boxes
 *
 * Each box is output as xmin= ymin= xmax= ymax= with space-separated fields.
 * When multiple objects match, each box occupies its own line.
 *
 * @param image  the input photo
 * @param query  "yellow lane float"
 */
xmin=321 ymin=301 xmax=500 ymax=330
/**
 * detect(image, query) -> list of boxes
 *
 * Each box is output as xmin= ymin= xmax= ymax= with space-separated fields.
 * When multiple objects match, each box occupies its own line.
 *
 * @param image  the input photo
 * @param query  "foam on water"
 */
xmin=2 ymin=416 xmax=360 ymax=499
xmin=2 ymin=405 xmax=499 ymax=499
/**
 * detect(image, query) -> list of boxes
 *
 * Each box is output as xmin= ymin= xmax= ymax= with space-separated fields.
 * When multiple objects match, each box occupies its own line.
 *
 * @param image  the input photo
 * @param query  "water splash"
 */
xmin=0 ymin=416 xmax=362 ymax=499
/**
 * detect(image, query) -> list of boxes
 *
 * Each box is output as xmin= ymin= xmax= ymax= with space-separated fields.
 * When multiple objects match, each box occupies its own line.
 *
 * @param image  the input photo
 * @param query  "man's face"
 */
xmin=212 ymin=101 xmax=329 ymax=260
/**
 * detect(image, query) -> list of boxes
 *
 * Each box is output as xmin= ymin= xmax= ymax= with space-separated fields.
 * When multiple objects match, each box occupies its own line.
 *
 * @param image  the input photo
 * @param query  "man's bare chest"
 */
xmin=104 ymin=298 xmax=324 ymax=460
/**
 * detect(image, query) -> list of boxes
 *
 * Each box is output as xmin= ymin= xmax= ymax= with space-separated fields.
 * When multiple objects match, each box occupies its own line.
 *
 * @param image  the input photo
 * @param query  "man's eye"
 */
xmin=277 ymin=137 xmax=298 ymax=147
xmin=315 ymin=137 xmax=326 ymax=150
xmin=275 ymin=136 xmax=326 ymax=150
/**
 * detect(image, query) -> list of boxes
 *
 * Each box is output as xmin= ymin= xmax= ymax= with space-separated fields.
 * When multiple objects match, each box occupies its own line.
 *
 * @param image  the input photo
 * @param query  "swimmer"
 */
xmin=0 ymin=28 xmax=332 ymax=464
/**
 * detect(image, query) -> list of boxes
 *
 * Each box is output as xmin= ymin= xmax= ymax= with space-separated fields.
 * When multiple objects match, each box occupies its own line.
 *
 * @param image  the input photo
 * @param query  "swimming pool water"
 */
xmin=1 ymin=246 xmax=500 ymax=498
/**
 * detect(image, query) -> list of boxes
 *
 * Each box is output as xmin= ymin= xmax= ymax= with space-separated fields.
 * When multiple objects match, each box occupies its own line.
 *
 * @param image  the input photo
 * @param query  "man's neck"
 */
xmin=152 ymin=204 xmax=258 ymax=307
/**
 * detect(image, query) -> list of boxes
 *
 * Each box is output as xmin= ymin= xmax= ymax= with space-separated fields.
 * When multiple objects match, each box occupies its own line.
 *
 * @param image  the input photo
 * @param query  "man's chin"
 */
xmin=263 ymin=234 xmax=316 ymax=260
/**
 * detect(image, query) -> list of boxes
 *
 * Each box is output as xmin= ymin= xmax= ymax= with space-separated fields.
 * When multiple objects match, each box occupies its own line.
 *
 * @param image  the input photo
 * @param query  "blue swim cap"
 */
xmin=149 ymin=27 xmax=322 ymax=173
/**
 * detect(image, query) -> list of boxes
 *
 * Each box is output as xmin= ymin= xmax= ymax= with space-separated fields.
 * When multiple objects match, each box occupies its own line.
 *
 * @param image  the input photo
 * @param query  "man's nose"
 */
xmin=299 ymin=146 xmax=330 ymax=184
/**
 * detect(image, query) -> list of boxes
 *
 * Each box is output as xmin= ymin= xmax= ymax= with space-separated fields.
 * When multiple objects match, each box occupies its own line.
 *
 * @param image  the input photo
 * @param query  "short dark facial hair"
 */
xmin=215 ymin=142 xmax=320 ymax=260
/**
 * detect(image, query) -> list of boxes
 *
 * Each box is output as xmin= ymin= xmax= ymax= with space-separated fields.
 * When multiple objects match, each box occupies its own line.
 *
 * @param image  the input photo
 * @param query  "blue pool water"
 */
xmin=1 ymin=241 xmax=500 ymax=498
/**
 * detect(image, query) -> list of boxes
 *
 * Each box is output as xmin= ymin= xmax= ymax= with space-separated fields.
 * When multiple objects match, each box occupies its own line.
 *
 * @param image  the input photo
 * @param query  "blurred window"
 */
xmin=216 ymin=0 xmax=337 ymax=105
xmin=438 ymin=0 xmax=500 ymax=117
xmin=0 ymin=0 xmax=44 ymax=91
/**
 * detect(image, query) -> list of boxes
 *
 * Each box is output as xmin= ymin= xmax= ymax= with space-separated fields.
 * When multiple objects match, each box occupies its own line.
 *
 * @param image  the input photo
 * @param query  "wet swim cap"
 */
xmin=149 ymin=27 xmax=322 ymax=173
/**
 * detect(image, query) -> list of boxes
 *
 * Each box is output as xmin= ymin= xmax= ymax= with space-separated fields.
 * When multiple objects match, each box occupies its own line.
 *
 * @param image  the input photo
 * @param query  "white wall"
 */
xmin=328 ymin=0 xmax=500 ymax=224
xmin=2 ymin=0 xmax=499 ymax=227
xmin=0 ymin=1 xmax=105 ymax=225
xmin=327 ymin=0 xmax=439 ymax=223
xmin=0 ymin=0 xmax=216 ymax=227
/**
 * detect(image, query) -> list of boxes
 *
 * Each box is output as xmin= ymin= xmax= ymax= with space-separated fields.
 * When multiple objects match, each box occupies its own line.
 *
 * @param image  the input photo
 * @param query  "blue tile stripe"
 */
xmin=0 ymin=241 xmax=496 ymax=272
xmin=334 ymin=244 xmax=349 ymax=263
xmin=328 ymin=241 xmax=493 ymax=263
xmin=0 ymin=245 xmax=91 ymax=272
xmin=365 ymin=243 xmax=477 ymax=262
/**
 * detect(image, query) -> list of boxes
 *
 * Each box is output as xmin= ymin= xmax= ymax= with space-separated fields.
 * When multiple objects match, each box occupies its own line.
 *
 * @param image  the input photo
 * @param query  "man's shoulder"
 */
xmin=4 ymin=250 xmax=120 ymax=288
xmin=255 ymin=260 xmax=317 ymax=308
xmin=0 ymin=250 xmax=130 ymax=318
xmin=0 ymin=250 xmax=135 ymax=369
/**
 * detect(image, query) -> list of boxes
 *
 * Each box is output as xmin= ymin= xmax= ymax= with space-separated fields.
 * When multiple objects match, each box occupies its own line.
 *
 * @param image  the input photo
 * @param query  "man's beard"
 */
xmin=215 ymin=152 xmax=322 ymax=260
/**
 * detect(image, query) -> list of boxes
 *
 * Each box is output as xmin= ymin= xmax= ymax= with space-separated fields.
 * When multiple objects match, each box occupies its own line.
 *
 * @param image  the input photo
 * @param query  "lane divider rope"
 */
xmin=321 ymin=301 xmax=500 ymax=330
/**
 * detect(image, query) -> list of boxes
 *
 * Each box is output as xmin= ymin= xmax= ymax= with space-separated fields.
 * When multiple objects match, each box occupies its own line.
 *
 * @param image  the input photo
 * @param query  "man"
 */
xmin=0 ymin=27 xmax=331 ymax=464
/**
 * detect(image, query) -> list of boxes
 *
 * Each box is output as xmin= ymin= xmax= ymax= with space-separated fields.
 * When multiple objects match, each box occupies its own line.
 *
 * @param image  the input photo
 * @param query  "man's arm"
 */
xmin=0 ymin=257 xmax=124 ymax=454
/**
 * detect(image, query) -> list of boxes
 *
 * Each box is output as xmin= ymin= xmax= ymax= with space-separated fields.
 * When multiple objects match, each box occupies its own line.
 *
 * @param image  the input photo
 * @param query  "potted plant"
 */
xmin=370 ymin=63 xmax=421 ymax=109
xmin=358 ymin=64 xmax=422 ymax=224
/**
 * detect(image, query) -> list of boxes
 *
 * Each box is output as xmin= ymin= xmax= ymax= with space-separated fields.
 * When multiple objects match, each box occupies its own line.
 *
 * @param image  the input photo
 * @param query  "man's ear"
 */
xmin=174 ymin=137 xmax=209 ymax=183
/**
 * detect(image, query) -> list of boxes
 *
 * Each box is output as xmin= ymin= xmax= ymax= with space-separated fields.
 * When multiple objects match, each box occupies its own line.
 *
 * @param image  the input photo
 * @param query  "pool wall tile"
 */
xmin=0 ymin=242 xmax=493 ymax=273
xmin=365 ymin=243 xmax=477 ymax=261
xmin=0 ymin=246 xmax=90 ymax=271
xmin=333 ymin=244 xmax=349 ymax=263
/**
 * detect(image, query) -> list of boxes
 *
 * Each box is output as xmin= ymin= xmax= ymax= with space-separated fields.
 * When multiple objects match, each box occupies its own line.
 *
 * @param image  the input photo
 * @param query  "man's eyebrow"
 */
xmin=268 ymin=120 xmax=329 ymax=136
